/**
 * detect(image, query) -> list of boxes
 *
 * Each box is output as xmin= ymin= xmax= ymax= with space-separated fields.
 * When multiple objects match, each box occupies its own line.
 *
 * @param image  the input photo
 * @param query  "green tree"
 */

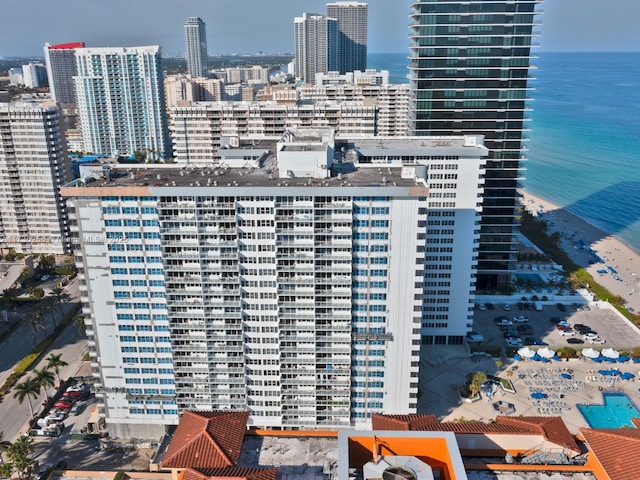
xmin=27 ymin=286 xmax=45 ymax=301
xmin=13 ymin=378 xmax=40 ymax=419
xmin=37 ymin=254 xmax=55 ymax=274
xmin=0 ymin=288 xmax=18 ymax=309
xmin=466 ymin=371 xmax=488 ymax=398
xmin=24 ymin=305 xmax=46 ymax=346
xmin=32 ymin=368 xmax=55 ymax=402
xmin=49 ymin=286 xmax=71 ymax=328
xmin=6 ymin=435 xmax=36 ymax=480
xmin=46 ymin=353 xmax=68 ymax=387
xmin=73 ymin=314 xmax=86 ymax=336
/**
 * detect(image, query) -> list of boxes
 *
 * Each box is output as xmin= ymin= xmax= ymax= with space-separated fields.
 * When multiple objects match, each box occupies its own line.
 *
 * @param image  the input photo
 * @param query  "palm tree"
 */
xmin=46 ymin=353 xmax=68 ymax=387
xmin=6 ymin=435 xmax=36 ymax=480
xmin=24 ymin=305 xmax=46 ymax=347
xmin=26 ymin=286 xmax=45 ymax=301
xmin=32 ymin=368 xmax=55 ymax=402
xmin=49 ymin=286 xmax=71 ymax=329
xmin=13 ymin=378 xmax=40 ymax=419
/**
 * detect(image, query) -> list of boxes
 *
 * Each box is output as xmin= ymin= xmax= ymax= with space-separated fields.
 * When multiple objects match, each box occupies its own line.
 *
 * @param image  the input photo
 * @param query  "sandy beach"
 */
xmin=520 ymin=189 xmax=640 ymax=313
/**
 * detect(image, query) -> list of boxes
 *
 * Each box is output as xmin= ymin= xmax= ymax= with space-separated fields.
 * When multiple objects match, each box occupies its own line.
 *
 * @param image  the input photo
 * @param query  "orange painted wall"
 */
xmin=347 ymin=436 xmax=457 ymax=480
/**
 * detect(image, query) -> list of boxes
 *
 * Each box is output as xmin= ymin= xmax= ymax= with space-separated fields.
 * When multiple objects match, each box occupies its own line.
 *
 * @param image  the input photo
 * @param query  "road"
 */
xmin=0 ymin=278 xmax=89 ymax=441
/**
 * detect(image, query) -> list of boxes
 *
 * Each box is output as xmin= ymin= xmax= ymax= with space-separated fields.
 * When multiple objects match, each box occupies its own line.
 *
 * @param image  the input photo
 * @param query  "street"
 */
xmin=0 ymin=278 xmax=88 ymax=441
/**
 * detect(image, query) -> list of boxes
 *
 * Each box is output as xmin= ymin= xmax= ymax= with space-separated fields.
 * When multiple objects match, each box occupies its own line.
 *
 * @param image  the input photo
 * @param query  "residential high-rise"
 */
xmin=408 ymin=0 xmax=543 ymax=289
xmin=73 ymin=46 xmax=172 ymax=160
xmin=184 ymin=17 xmax=208 ymax=78
xmin=21 ymin=63 xmax=48 ymax=88
xmin=326 ymin=2 xmax=368 ymax=74
xmin=0 ymin=101 xmax=71 ymax=254
xmin=294 ymin=13 xmax=338 ymax=83
xmin=44 ymin=42 xmax=85 ymax=104
xmin=63 ymin=129 xmax=487 ymax=438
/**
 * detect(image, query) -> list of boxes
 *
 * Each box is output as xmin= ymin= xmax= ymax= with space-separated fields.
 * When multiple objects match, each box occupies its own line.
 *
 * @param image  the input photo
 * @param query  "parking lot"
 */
xmin=472 ymin=301 xmax=640 ymax=352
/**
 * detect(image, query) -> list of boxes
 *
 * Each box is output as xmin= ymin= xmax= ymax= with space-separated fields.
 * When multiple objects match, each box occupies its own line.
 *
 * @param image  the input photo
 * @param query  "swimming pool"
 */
xmin=577 ymin=393 xmax=640 ymax=429
xmin=514 ymin=273 xmax=544 ymax=283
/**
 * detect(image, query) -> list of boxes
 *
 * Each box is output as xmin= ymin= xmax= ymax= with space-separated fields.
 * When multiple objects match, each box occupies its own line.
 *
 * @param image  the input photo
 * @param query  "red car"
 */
xmin=556 ymin=325 xmax=572 ymax=331
xmin=65 ymin=391 xmax=81 ymax=398
xmin=53 ymin=400 xmax=72 ymax=409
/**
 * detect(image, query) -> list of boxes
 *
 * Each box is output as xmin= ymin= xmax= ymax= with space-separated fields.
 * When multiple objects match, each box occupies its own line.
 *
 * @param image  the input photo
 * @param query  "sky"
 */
xmin=2 ymin=0 xmax=640 ymax=58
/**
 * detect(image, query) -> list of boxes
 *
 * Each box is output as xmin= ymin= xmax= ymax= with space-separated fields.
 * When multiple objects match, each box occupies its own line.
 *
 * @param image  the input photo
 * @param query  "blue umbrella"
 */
xmin=561 ymin=373 xmax=572 ymax=379
xmin=532 ymin=353 xmax=541 ymax=361
xmin=620 ymin=372 xmax=635 ymax=380
xmin=513 ymin=355 xmax=522 ymax=361
xmin=632 ymin=357 xmax=640 ymax=363
xmin=591 ymin=357 xmax=602 ymax=363
xmin=531 ymin=392 xmax=547 ymax=399
xmin=617 ymin=356 xmax=630 ymax=363
xmin=552 ymin=355 xmax=561 ymax=361
xmin=604 ymin=357 xmax=617 ymax=363
xmin=541 ymin=357 xmax=549 ymax=363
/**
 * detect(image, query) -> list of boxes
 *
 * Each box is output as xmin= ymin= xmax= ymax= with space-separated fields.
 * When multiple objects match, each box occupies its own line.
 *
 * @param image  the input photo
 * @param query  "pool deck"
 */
xmin=419 ymin=345 xmax=640 ymax=434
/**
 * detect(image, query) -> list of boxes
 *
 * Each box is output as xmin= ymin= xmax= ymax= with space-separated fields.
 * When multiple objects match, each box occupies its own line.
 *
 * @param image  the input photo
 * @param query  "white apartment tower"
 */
xmin=63 ymin=129 xmax=486 ymax=439
xmin=326 ymin=2 xmax=368 ymax=74
xmin=184 ymin=17 xmax=208 ymax=78
xmin=0 ymin=101 xmax=71 ymax=254
xmin=44 ymin=42 xmax=85 ymax=104
xmin=294 ymin=13 xmax=338 ymax=83
xmin=74 ymin=46 xmax=172 ymax=160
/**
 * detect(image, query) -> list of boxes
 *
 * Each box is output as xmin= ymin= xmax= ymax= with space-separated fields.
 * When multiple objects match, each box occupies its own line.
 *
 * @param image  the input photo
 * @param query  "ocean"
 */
xmin=368 ymin=51 xmax=640 ymax=254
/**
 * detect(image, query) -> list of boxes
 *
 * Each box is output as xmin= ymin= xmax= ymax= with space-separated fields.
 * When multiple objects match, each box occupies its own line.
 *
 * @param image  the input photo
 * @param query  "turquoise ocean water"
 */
xmin=368 ymin=52 xmax=640 ymax=253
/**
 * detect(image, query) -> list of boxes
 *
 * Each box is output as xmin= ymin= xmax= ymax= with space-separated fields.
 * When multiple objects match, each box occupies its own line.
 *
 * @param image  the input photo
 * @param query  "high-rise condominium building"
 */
xmin=74 ymin=46 xmax=172 ymax=160
xmin=44 ymin=42 xmax=85 ymax=104
xmin=0 ymin=101 xmax=71 ymax=254
xmin=184 ymin=17 xmax=208 ymax=78
xmin=21 ymin=63 xmax=47 ymax=88
xmin=326 ymin=2 xmax=368 ymax=74
xmin=63 ymin=128 xmax=486 ymax=438
xmin=294 ymin=13 xmax=338 ymax=83
xmin=408 ymin=0 xmax=542 ymax=289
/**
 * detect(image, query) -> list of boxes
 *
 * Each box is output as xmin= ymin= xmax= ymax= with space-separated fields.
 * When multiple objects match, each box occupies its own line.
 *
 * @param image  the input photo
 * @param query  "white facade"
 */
xmin=0 ymin=101 xmax=70 ymax=254
xmin=21 ymin=63 xmax=48 ymax=88
xmin=294 ymin=13 xmax=338 ymax=83
xmin=63 ymin=130 xmax=486 ymax=438
xmin=326 ymin=1 xmax=368 ymax=74
xmin=74 ymin=45 xmax=172 ymax=160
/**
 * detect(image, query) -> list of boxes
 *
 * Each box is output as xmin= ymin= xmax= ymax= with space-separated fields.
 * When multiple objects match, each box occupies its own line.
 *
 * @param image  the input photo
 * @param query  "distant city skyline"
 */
xmin=1 ymin=0 xmax=640 ymax=58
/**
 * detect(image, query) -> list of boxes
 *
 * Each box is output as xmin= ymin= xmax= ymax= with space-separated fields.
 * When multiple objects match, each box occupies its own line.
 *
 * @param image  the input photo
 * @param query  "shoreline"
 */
xmin=519 ymin=189 xmax=640 ymax=313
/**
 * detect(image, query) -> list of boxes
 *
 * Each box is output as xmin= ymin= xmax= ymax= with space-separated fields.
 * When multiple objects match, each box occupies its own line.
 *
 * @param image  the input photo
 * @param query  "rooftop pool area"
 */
xmin=577 ymin=392 xmax=640 ymax=428
xmin=514 ymin=272 xmax=544 ymax=283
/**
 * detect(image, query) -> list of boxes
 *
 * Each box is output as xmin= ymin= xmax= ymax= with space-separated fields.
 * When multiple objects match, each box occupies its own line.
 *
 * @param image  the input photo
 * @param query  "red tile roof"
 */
xmin=372 ymin=414 xmax=580 ymax=453
xmin=181 ymin=467 xmax=277 ymax=480
xmin=581 ymin=427 xmax=640 ymax=480
xmin=161 ymin=411 xmax=250 ymax=469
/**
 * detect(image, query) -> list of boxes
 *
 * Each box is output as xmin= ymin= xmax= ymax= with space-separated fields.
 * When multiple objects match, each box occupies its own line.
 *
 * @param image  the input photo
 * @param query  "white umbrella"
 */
xmin=537 ymin=347 xmax=556 ymax=359
xmin=517 ymin=346 xmax=536 ymax=358
xmin=581 ymin=347 xmax=600 ymax=359
xmin=601 ymin=347 xmax=620 ymax=359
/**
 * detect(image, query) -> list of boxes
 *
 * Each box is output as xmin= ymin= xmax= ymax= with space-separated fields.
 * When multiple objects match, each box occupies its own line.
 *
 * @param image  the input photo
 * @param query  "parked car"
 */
xmin=557 ymin=325 xmax=572 ymax=331
xmin=558 ymin=329 xmax=576 ymax=336
xmin=466 ymin=332 xmax=484 ymax=343
xmin=506 ymin=337 xmax=523 ymax=348
xmin=556 ymin=303 xmax=566 ymax=312
xmin=495 ymin=317 xmax=513 ymax=326
xmin=53 ymin=400 xmax=72 ymax=409
xmin=503 ymin=329 xmax=519 ymax=338
xmin=587 ymin=336 xmax=606 ymax=344
xmin=44 ymin=412 xmax=66 ymax=422
xmin=524 ymin=337 xmax=548 ymax=346
xmin=567 ymin=338 xmax=585 ymax=344
xmin=486 ymin=303 xmax=495 ymax=310
xmin=583 ymin=332 xmax=600 ymax=340
xmin=512 ymin=315 xmax=529 ymax=323
xmin=502 ymin=303 xmax=511 ymax=311
xmin=54 ymin=460 xmax=68 ymax=470
xmin=517 ymin=325 xmax=533 ymax=334
xmin=550 ymin=317 xmax=563 ymax=324
xmin=476 ymin=304 xmax=487 ymax=311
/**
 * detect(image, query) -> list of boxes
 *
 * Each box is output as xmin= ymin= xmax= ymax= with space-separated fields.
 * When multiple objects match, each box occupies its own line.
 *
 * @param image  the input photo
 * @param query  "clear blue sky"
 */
xmin=2 ymin=0 xmax=640 ymax=57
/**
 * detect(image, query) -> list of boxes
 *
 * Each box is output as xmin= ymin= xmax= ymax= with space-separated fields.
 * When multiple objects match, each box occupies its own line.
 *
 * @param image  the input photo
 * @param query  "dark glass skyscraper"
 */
xmin=408 ymin=0 xmax=543 ymax=289
xmin=326 ymin=2 xmax=368 ymax=74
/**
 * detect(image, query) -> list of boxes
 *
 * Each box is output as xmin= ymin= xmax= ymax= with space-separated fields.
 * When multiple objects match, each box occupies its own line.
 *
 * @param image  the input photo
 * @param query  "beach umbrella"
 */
xmin=537 ymin=347 xmax=555 ymax=359
xmin=591 ymin=357 xmax=602 ymax=363
xmin=531 ymin=392 xmax=547 ymax=399
xmin=601 ymin=348 xmax=620 ymax=359
xmin=617 ymin=356 xmax=630 ymax=363
xmin=633 ymin=357 xmax=640 ymax=364
xmin=620 ymin=372 xmax=635 ymax=380
xmin=517 ymin=347 xmax=536 ymax=358
xmin=561 ymin=372 xmax=572 ymax=379
xmin=581 ymin=348 xmax=600 ymax=359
